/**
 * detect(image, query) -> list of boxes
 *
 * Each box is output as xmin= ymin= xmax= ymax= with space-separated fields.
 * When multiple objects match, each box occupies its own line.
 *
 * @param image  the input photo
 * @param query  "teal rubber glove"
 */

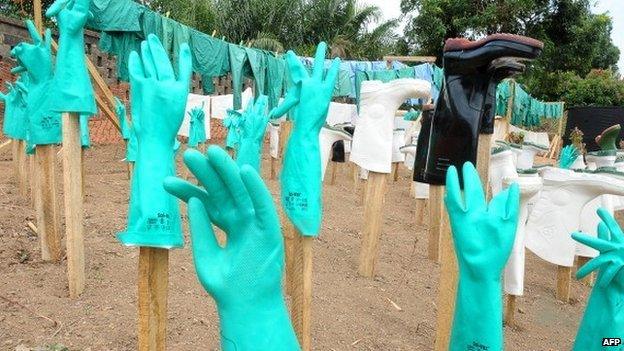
xmin=163 ymin=146 xmax=300 ymax=351
xmin=1 ymin=80 xmax=29 ymax=140
xmin=445 ymin=162 xmax=520 ymax=351
xmin=116 ymin=34 xmax=192 ymax=249
xmin=11 ymin=21 xmax=62 ymax=146
xmin=572 ymin=208 xmax=624 ymax=351
xmin=188 ymin=102 xmax=207 ymax=147
xmin=80 ymin=113 xmax=90 ymax=148
xmin=223 ymin=109 xmax=242 ymax=150
xmin=403 ymin=108 xmax=419 ymax=121
xmin=126 ymin=123 xmax=137 ymax=162
xmin=114 ymin=97 xmax=131 ymax=140
xmin=236 ymin=95 xmax=269 ymax=172
xmin=269 ymin=42 xmax=340 ymax=236
xmin=46 ymin=0 xmax=97 ymax=114
xmin=559 ymin=144 xmax=580 ymax=170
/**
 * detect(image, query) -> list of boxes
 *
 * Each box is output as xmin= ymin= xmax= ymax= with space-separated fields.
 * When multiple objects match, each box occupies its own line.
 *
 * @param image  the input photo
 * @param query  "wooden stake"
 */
xmin=415 ymin=198 xmax=427 ymax=227
xmin=428 ymin=186 xmax=444 ymax=262
xmin=504 ymin=295 xmax=517 ymax=328
xmin=34 ymin=145 xmax=62 ymax=262
xmin=17 ymin=140 xmax=28 ymax=197
xmin=270 ymin=157 xmax=277 ymax=180
xmin=61 ymin=113 xmax=85 ymax=298
xmin=283 ymin=220 xmax=296 ymax=295
xmin=433 ymin=201 xmax=453 ymax=351
xmin=11 ymin=139 xmax=19 ymax=180
xmin=392 ymin=162 xmax=400 ymax=182
xmin=138 ymin=247 xmax=169 ymax=351
xmin=576 ymin=256 xmax=594 ymax=287
xmin=290 ymin=233 xmax=313 ymax=351
xmin=29 ymin=155 xmax=36 ymax=207
xmin=434 ymin=134 xmax=492 ymax=350
xmin=556 ymin=265 xmax=572 ymax=303
xmin=328 ymin=161 xmax=338 ymax=185
xmin=33 ymin=0 xmax=43 ymax=32
xmin=358 ymin=171 xmax=388 ymax=277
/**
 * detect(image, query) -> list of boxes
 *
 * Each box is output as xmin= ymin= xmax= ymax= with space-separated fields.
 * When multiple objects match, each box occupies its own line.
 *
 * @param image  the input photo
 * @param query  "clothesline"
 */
xmin=496 ymin=79 xmax=565 ymax=127
xmin=88 ymin=0 xmax=430 ymax=110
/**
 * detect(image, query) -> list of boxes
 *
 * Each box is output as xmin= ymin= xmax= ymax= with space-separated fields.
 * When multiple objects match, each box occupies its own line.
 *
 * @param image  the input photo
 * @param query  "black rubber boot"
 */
xmin=413 ymin=34 xmax=543 ymax=185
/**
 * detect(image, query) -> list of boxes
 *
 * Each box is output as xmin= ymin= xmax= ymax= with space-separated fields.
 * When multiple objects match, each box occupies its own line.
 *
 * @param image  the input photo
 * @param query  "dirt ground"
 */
xmin=0 ymin=143 xmax=594 ymax=350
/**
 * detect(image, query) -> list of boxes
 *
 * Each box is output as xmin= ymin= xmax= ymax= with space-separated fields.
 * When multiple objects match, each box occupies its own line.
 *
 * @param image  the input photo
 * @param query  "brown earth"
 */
xmin=0 ymin=143 xmax=593 ymax=350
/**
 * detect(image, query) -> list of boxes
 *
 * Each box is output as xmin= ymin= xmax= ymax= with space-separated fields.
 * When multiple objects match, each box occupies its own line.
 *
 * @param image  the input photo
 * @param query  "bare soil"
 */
xmin=0 ymin=143 xmax=592 ymax=350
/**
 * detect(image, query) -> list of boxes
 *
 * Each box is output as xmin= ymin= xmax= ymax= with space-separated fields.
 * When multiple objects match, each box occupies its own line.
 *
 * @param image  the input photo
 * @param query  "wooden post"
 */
xmin=11 ymin=139 xmax=19 ymax=179
xmin=428 ymin=186 xmax=445 ymax=262
xmin=504 ymin=295 xmax=517 ymax=327
xmin=556 ymin=265 xmax=572 ymax=303
xmin=29 ymin=155 xmax=36 ymax=207
xmin=16 ymin=140 xmax=28 ymax=197
xmin=415 ymin=198 xmax=427 ymax=227
xmin=392 ymin=162 xmax=400 ymax=182
xmin=433 ymin=198 xmax=453 ymax=351
xmin=270 ymin=157 xmax=277 ymax=180
xmin=33 ymin=0 xmax=43 ymax=32
xmin=34 ymin=145 xmax=62 ymax=262
xmin=434 ymin=134 xmax=492 ymax=350
xmin=138 ymin=247 xmax=169 ymax=351
xmin=329 ymin=161 xmax=338 ymax=185
xmin=576 ymin=256 xmax=594 ymax=287
xmin=358 ymin=171 xmax=388 ymax=277
xmin=61 ymin=113 xmax=85 ymax=297
xmin=290 ymin=233 xmax=313 ymax=351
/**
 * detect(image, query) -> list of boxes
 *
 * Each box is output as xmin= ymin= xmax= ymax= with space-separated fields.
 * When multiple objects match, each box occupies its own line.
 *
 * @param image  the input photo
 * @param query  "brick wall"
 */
xmin=0 ymin=16 xmax=233 ymax=144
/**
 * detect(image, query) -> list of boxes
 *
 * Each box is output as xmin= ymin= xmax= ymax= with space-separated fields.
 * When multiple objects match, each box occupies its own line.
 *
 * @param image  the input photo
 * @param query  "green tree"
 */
xmin=400 ymin=0 xmax=619 ymax=74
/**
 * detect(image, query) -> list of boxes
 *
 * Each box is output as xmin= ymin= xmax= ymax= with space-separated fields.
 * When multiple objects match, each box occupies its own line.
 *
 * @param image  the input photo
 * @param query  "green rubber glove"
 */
xmin=163 ymin=146 xmax=300 ymax=351
xmin=80 ymin=113 xmax=90 ymax=148
xmin=116 ymin=34 xmax=192 ymax=249
xmin=188 ymin=102 xmax=207 ymax=147
xmin=126 ymin=123 xmax=137 ymax=162
xmin=236 ymin=95 xmax=269 ymax=172
xmin=46 ymin=0 xmax=97 ymax=114
xmin=559 ymin=144 xmax=579 ymax=170
xmin=445 ymin=162 xmax=520 ymax=351
xmin=1 ymin=80 xmax=29 ymax=140
xmin=223 ymin=109 xmax=242 ymax=150
xmin=11 ymin=21 xmax=62 ymax=146
xmin=114 ymin=97 xmax=131 ymax=140
xmin=572 ymin=208 xmax=624 ymax=351
xmin=403 ymin=108 xmax=419 ymax=122
xmin=269 ymin=42 xmax=340 ymax=236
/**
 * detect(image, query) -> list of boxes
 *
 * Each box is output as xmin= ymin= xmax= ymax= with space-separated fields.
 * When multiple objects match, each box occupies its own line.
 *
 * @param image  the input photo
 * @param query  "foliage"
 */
xmin=561 ymin=69 xmax=624 ymax=107
xmin=401 ymin=0 xmax=621 ymax=103
xmin=152 ymin=0 xmax=399 ymax=60
xmin=143 ymin=0 xmax=216 ymax=34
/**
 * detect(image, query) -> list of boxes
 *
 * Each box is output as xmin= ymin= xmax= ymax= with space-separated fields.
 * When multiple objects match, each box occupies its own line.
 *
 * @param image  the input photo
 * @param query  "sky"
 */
xmin=363 ymin=0 xmax=624 ymax=72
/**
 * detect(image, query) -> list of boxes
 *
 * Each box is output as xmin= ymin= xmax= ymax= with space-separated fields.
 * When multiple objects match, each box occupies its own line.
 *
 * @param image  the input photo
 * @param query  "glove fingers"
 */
xmin=572 ymin=232 xmax=616 ymax=253
xmin=183 ymin=149 xmax=233 ymax=213
xmin=140 ymin=40 xmax=157 ymax=79
xmin=188 ymin=197 xmax=221 ymax=283
xmin=597 ymin=261 xmax=622 ymax=288
xmin=311 ymin=42 xmax=327 ymax=80
xmin=462 ymin=162 xmax=486 ymax=211
xmin=576 ymin=253 xmax=611 ymax=280
xmin=598 ymin=222 xmax=611 ymax=241
xmin=147 ymin=34 xmax=175 ymax=81
xmin=240 ymin=165 xmax=281 ymax=238
xmin=444 ymin=165 xmax=464 ymax=214
xmin=597 ymin=208 xmax=624 ymax=244
xmin=206 ymin=146 xmax=254 ymax=213
xmin=25 ymin=20 xmax=42 ymax=45
xmin=324 ymin=58 xmax=341 ymax=94
xmin=176 ymin=43 xmax=193 ymax=85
